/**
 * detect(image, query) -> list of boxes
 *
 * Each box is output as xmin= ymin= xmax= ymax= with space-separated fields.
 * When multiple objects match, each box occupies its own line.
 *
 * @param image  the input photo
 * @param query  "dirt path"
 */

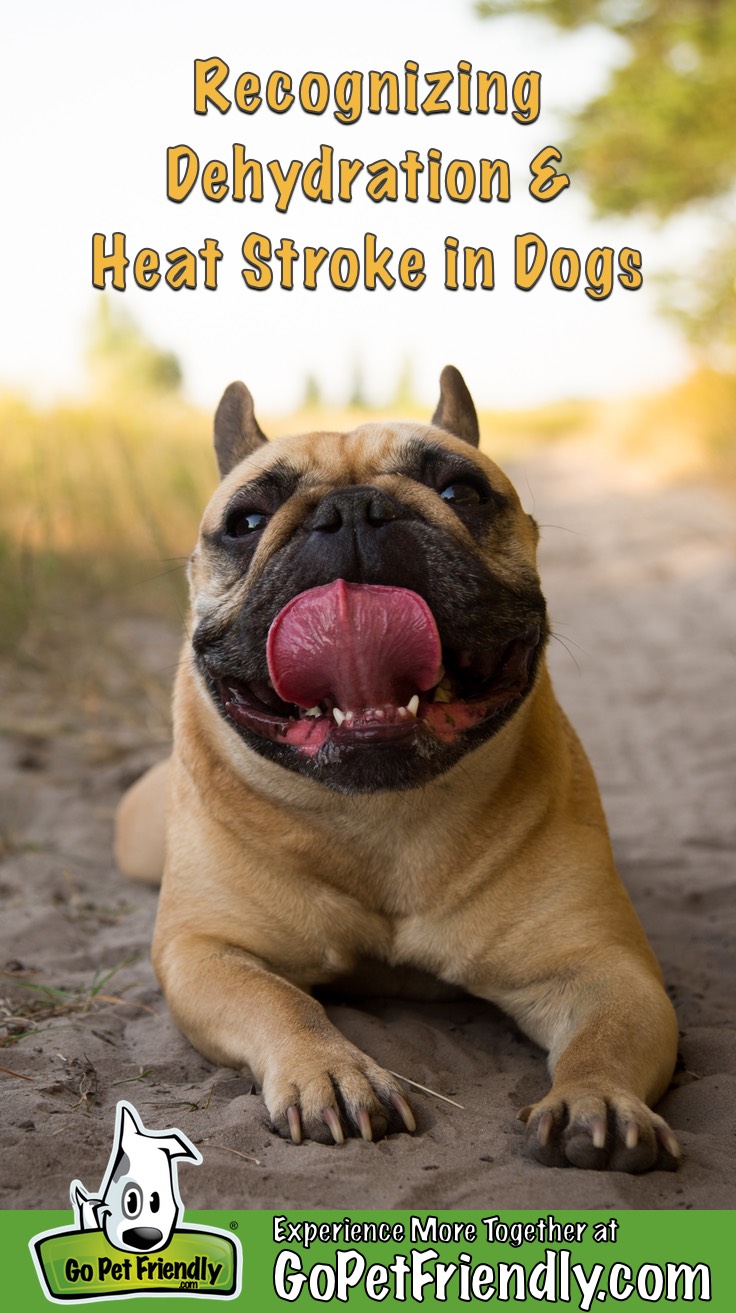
xmin=1 ymin=443 xmax=734 ymax=1211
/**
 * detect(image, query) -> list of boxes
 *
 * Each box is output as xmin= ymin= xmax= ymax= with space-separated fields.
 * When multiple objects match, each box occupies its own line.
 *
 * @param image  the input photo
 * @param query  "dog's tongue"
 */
xmin=267 ymin=580 xmax=442 ymax=710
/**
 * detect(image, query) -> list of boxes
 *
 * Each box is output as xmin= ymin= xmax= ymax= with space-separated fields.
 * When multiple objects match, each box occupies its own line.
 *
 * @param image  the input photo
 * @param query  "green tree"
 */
xmin=87 ymin=299 xmax=183 ymax=396
xmin=478 ymin=0 xmax=736 ymax=348
xmin=302 ymin=372 xmax=324 ymax=409
xmin=348 ymin=359 xmax=368 ymax=408
xmin=392 ymin=356 xmax=416 ymax=409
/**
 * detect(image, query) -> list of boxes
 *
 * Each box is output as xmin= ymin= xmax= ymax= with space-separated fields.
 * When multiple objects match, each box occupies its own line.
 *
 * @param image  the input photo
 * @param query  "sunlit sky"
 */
xmin=2 ymin=0 xmax=694 ymax=413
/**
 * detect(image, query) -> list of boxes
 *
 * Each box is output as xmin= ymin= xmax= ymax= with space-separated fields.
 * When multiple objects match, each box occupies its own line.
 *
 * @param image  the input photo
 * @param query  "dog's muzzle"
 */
xmin=212 ymin=578 xmax=542 ymax=758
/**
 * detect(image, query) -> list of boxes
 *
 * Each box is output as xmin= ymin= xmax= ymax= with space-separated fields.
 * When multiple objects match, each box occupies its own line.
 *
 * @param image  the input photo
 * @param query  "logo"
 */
xmin=30 ymin=1100 xmax=242 ymax=1302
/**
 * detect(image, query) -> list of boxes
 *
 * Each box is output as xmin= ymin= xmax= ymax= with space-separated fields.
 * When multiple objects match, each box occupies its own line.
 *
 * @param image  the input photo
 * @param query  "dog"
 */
xmin=71 ymin=1101 xmax=200 ymax=1252
xmin=115 ymin=366 xmax=679 ymax=1171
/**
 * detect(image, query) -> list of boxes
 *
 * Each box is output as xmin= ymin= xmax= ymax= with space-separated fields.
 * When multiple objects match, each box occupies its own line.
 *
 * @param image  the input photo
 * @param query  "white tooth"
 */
xmin=332 ymin=707 xmax=346 ymax=726
xmin=397 ymin=706 xmax=410 ymax=719
xmin=374 ymin=709 xmax=385 ymax=720
xmin=407 ymin=695 xmax=419 ymax=717
xmin=344 ymin=710 xmax=354 ymax=721
xmin=305 ymin=706 xmax=321 ymax=717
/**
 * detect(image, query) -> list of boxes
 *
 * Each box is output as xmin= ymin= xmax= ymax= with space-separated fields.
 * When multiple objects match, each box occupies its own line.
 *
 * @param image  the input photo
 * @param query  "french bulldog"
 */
xmin=115 ymin=367 xmax=679 ymax=1171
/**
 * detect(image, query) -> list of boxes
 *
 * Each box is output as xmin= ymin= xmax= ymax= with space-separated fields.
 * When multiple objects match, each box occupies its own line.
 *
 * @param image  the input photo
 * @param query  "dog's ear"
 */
xmin=214 ymin=381 xmax=267 ymax=477
xmin=431 ymin=366 xmax=480 ymax=448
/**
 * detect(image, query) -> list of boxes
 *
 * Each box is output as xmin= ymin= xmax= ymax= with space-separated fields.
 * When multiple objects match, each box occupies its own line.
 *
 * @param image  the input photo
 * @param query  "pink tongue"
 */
xmin=267 ymin=580 xmax=442 ymax=710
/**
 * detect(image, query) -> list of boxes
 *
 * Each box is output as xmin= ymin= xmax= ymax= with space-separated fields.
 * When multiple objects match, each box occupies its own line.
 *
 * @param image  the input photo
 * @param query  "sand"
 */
xmin=1 ymin=440 xmax=734 ymax=1212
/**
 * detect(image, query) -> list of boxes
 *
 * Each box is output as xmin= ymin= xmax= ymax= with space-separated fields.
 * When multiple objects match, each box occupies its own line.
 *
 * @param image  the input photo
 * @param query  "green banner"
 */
xmin=31 ymin=1224 xmax=238 ymax=1300
xmin=5 ymin=1209 xmax=733 ymax=1310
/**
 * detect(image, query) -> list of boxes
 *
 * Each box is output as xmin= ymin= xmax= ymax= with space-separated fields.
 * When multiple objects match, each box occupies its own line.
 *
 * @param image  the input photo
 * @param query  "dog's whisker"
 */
xmin=536 ymin=522 xmax=578 ymax=535
xmin=549 ymin=631 xmax=584 ymax=675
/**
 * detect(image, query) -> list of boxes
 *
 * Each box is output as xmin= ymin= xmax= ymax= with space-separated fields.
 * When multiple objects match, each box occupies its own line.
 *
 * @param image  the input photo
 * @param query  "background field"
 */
xmin=3 ymin=362 xmax=735 ymax=657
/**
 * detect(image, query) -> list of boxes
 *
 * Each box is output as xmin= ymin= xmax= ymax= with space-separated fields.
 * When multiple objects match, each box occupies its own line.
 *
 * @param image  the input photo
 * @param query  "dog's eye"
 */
xmin=122 ymin=1184 xmax=143 ymax=1219
xmin=439 ymin=482 xmax=482 ymax=506
xmin=149 ymin=1191 xmax=160 ymax=1213
xmin=225 ymin=510 xmax=270 ymax=538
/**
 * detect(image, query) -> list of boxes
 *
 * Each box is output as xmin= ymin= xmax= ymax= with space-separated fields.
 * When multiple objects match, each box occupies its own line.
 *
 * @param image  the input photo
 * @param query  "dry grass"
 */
xmin=0 ymin=393 xmax=212 ymax=650
xmin=0 ymin=957 xmax=146 ymax=1049
xmin=618 ymin=368 xmax=736 ymax=482
xmin=1 ymin=373 xmax=732 ymax=657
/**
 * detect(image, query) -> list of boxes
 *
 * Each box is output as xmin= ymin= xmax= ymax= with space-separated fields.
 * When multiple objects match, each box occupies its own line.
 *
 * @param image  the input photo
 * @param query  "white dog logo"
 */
xmin=70 ymin=1100 xmax=201 ymax=1253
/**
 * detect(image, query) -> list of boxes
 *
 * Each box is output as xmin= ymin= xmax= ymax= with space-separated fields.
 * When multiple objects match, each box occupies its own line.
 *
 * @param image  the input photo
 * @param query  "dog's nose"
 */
xmin=121 ymin=1227 xmax=164 ymax=1251
xmin=309 ymin=486 xmax=402 ymax=533
xmin=298 ymin=484 xmax=420 ymax=588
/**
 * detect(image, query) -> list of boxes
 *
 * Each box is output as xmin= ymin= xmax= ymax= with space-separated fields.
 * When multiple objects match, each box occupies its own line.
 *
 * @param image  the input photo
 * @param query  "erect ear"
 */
xmin=214 ymin=381 xmax=267 ymax=478
xmin=157 ymin=1133 xmax=202 ymax=1164
xmin=431 ymin=365 xmax=480 ymax=448
xmin=119 ymin=1103 xmax=143 ymax=1150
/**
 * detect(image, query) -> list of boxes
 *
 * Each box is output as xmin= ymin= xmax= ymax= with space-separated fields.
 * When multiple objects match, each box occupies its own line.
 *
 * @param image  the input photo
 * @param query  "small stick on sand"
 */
xmin=388 ymin=1070 xmax=465 ymax=1110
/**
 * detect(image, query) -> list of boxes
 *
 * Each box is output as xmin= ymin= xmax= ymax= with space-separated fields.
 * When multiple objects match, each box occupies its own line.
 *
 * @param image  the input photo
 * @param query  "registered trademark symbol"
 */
xmin=229 ymin=1220 xmax=239 ymax=1230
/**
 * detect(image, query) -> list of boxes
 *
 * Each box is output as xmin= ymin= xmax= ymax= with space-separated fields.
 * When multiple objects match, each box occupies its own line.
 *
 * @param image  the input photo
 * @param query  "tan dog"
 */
xmin=116 ymin=367 xmax=679 ymax=1171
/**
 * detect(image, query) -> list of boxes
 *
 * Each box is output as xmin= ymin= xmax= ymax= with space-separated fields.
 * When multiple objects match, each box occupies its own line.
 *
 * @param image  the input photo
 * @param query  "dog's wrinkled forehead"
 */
xmin=201 ymin=421 xmax=520 ymax=533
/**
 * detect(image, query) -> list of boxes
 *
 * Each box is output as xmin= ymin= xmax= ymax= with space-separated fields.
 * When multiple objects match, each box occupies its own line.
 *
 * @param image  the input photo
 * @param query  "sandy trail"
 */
xmin=1 ymin=441 xmax=734 ymax=1211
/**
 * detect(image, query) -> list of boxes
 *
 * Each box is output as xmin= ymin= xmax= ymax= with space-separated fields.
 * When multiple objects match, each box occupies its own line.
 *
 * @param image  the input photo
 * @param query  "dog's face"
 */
xmin=189 ymin=368 xmax=547 ymax=793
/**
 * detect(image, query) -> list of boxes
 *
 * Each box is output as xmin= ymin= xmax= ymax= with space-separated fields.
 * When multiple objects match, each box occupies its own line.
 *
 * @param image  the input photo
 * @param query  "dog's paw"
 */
xmin=519 ymin=1088 xmax=681 ymax=1173
xmin=263 ymin=1040 xmax=416 ymax=1145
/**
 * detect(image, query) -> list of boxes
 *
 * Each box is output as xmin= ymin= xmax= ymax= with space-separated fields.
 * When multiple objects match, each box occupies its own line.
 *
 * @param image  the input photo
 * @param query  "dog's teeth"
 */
xmin=332 ymin=708 xmax=346 ymax=726
xmin=433 ymin=675 xmax=454 ymax=704
xmin=397 ymin=706 xmax=411 ymax=719
xmin=374 ymin=709 xmax=385 ymax=720
xmin=344 ymin=710 xmax=354 ymax=722
xmin=304 ymin=706 xmax=322 ymax=717
xmin=406 ymin=695 xmax=419 ymax=717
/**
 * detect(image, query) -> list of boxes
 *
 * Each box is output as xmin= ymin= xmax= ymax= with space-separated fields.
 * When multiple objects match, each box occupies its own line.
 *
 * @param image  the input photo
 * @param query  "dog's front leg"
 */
xmin=153 ymin=932 xmax=415 ymax=1145
xmin=493 ymin=950 xmax=680 ymax=1172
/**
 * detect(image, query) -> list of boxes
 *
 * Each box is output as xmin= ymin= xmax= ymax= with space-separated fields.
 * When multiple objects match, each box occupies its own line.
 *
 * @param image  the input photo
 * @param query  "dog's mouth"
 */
xmin=210 ymin=581 xmax=542 ymax=757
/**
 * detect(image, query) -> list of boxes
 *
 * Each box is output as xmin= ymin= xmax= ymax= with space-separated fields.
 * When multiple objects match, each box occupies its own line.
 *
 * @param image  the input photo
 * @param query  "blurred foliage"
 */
xmin=663 ymin=220 xmax=736 ymax=350
xmin=0 ymin=391 xmax=211 ymax=653
xmin=347 ymin=359 xmax=368 ymax=408
xmin=300 ymin=357 xmax=420 ymax=412
xmin=302 ymin=373 xmax=324 ymax=409
xmin=477 ymin=0 xmax=736 ymax=350
xmin=392 ymin=357 xmax=416 ymax=409
xmin=87 ymin=299 xmax=182 ymax=395
xmin=479 ymin=0 xmax=736 ymax=215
